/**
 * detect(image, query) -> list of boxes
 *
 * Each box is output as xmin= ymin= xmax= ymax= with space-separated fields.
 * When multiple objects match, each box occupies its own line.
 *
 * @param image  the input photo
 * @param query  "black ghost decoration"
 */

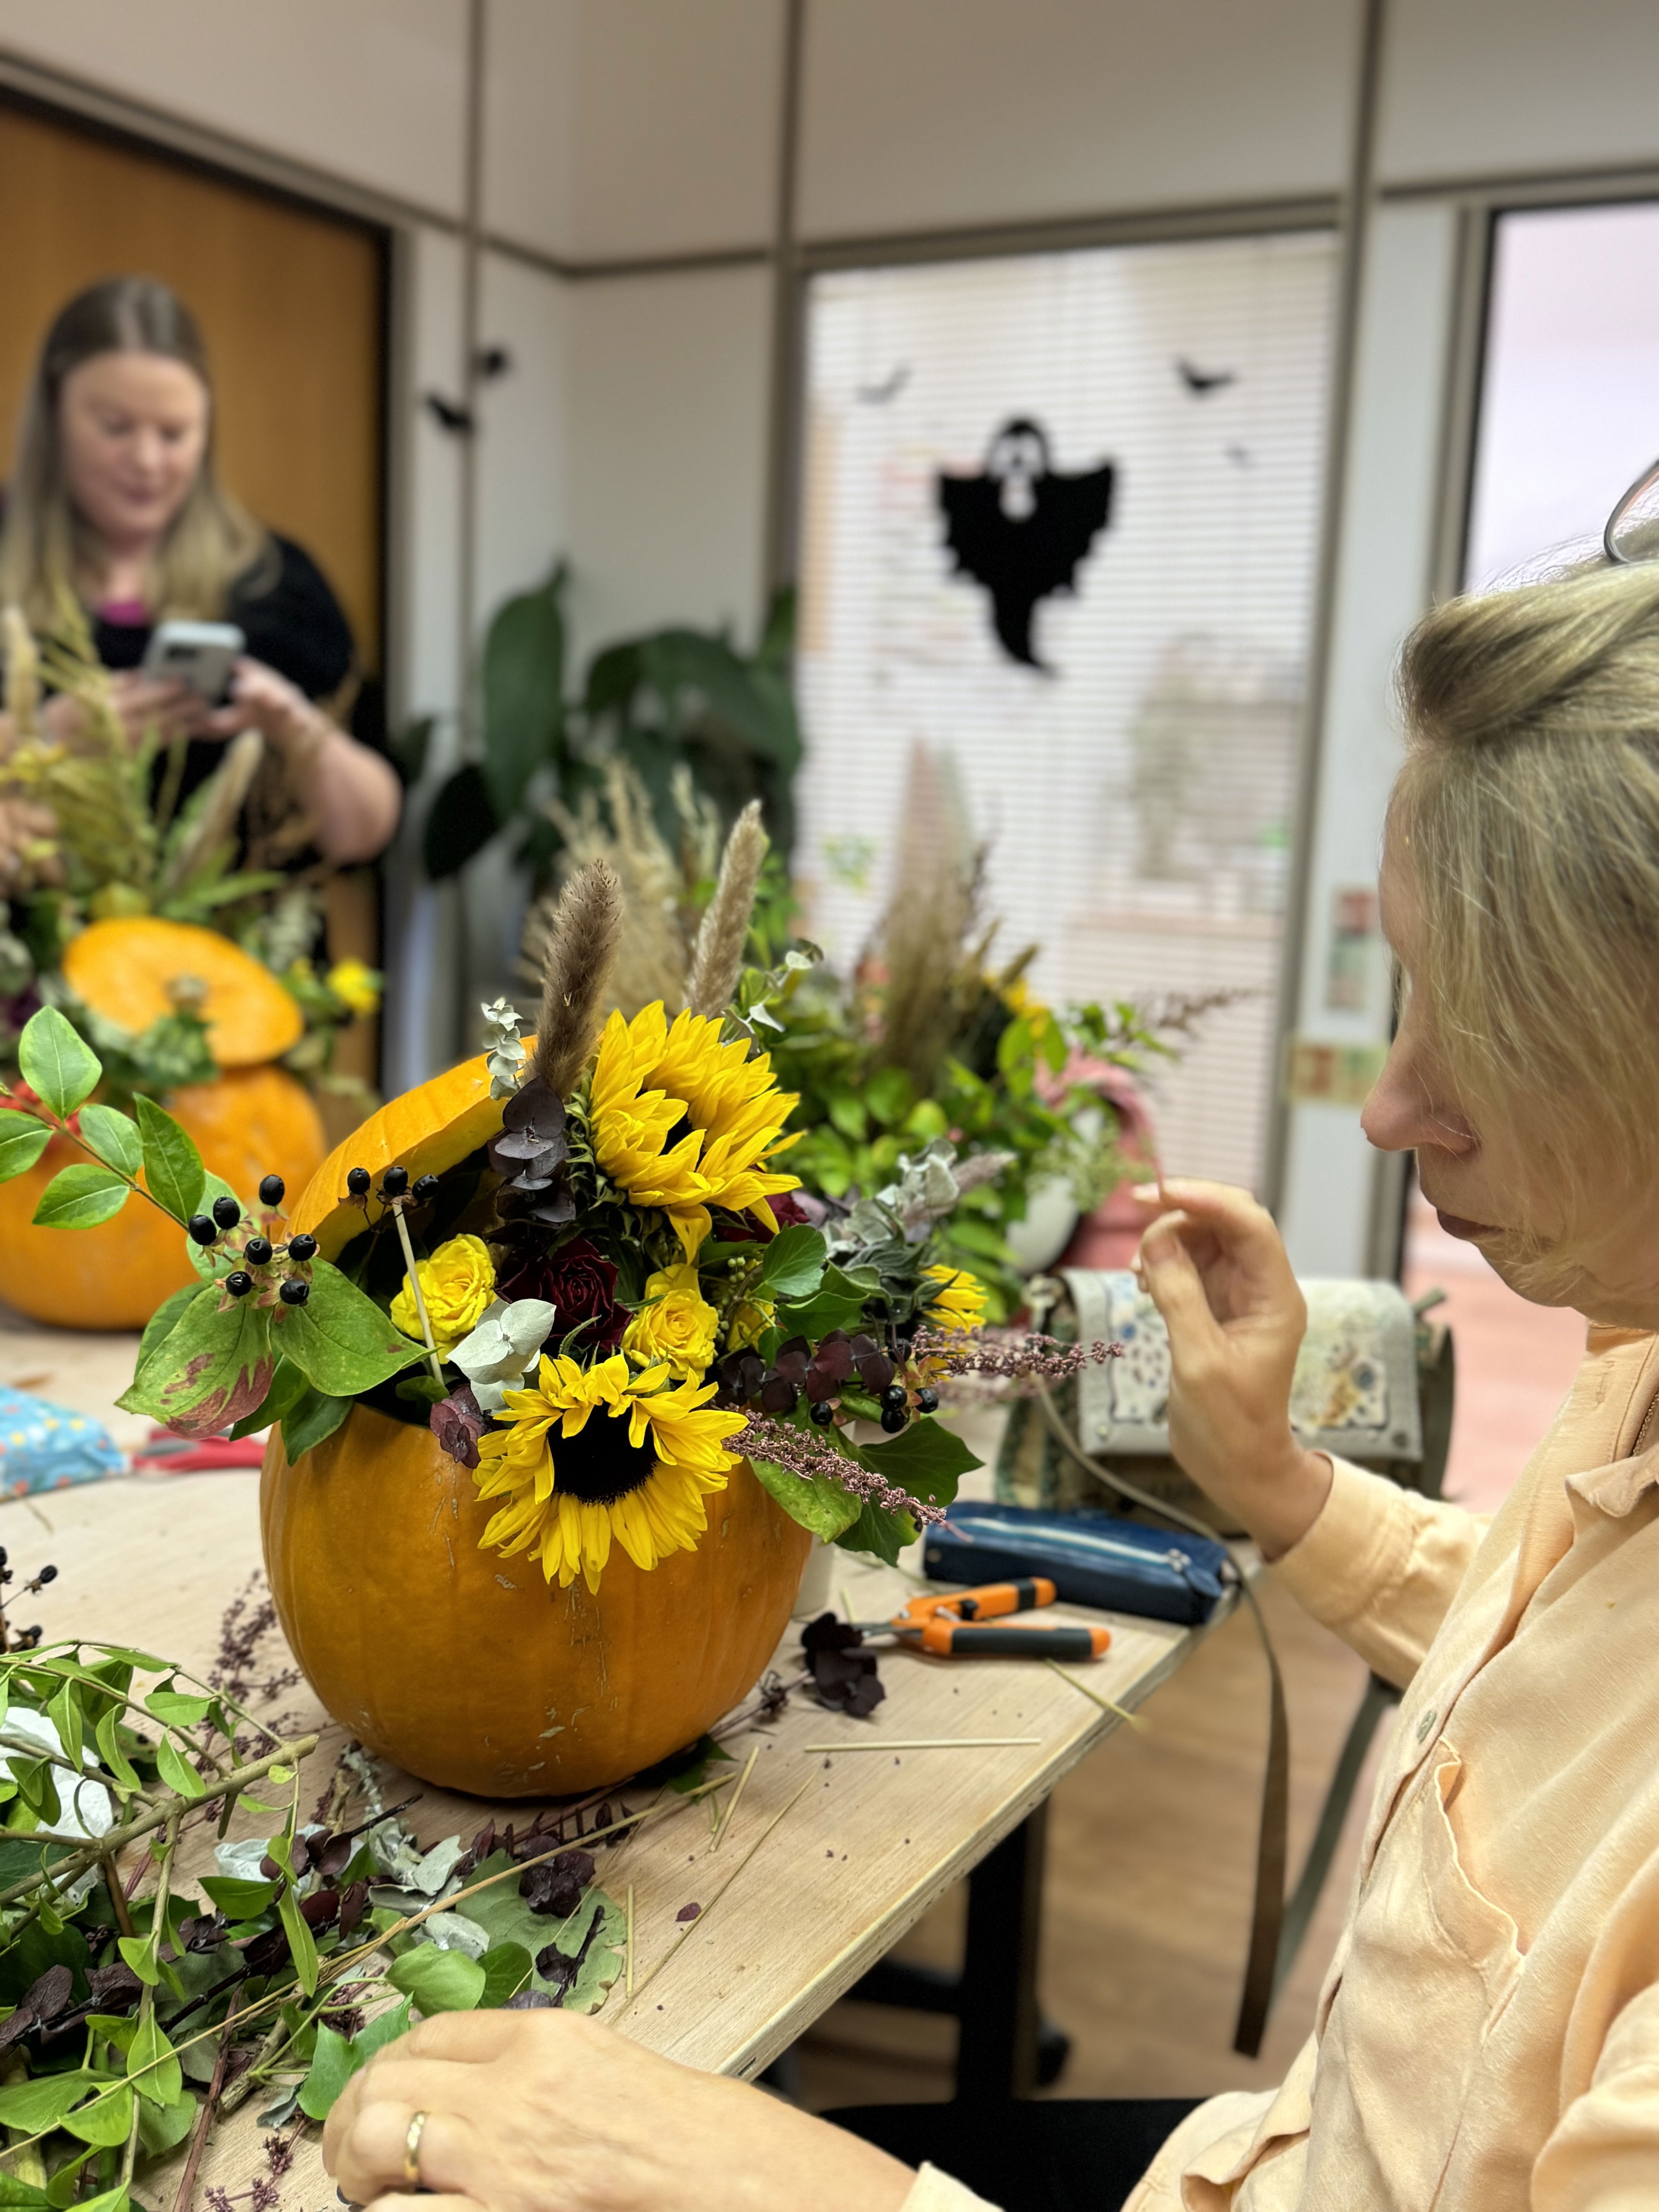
xmin=938 ymin=419 xmax=1114 ymax=671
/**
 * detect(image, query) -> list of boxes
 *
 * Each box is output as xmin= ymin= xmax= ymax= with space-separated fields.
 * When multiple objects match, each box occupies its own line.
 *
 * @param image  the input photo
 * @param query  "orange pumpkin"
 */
xmin=63 ymin=917 xmax=304 ymax=1068
xmin=261 ymin=1407 xmax=810 ymax=1796
xmin=0 ymin=1066 xmax=326 ymax=1331
xmin=289 ymin=1053 xmax=503 ymax=1260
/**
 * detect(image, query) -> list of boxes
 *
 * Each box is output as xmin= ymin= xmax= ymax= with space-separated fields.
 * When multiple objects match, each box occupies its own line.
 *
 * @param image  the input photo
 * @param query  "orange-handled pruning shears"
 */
xmin=855 ymin=1577 xmax=1112 ymax=1661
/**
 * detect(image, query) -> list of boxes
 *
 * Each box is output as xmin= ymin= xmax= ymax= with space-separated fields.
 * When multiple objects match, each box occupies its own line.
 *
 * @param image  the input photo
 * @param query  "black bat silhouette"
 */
xmin=1176 ymin=357 xmax=1237 ymax=395
xmin=938 ymin=418 xmax=1114 ymax=670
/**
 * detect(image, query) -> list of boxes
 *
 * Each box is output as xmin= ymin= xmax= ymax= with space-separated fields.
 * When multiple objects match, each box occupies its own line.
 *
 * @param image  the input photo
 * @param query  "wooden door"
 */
xmin=0 ymin=98 xmax=386 ymax=667
xmin=0 ymin=99 xmax=389 ymax=1113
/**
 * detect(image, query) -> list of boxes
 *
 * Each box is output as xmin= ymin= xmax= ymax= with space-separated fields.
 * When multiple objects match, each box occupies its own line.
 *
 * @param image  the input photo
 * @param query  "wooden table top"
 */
xmin=2 ymin=1443 xmax=1226 ymax=2202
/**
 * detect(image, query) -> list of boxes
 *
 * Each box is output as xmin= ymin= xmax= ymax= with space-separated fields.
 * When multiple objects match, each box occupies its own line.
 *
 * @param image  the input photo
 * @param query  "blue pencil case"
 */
xmin=922 ymin=1501 xmax=1233 ymax=1627
xmin=0 ymin=1387 xmax=124 ymax=1497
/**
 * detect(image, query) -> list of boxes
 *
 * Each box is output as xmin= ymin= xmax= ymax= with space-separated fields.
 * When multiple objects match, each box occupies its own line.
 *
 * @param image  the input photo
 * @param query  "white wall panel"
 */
xmin=1382 ymin=0 xmax=1659 ymax=187
xmin=564 ymin=265 xmax=771 ymax=661
xmin=485 ymin=0 xmax=779 ymax=262
xmin=0 ymin=0 xmax=468 ymax=213
xmin=475 ymin=253 xmax=572 ymax=617
xmin=798 ymin=0 xmax=1354 ymax=243
xmin=1277 ymin=203 xmax=1459 ymax=1277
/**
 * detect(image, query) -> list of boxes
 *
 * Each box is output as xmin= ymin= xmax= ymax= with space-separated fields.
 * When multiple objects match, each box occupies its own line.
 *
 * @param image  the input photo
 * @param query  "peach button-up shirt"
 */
xmin=903 ymin=1322 xmax=1659 ymax=2212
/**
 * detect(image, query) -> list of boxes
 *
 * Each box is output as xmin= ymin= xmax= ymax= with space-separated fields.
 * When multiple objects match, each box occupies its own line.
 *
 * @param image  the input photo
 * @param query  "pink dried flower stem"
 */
xmin=909 ymin=1326 xmax=1122 ymax=1393
xmin=738 ymin=1413 xmax=947 ymax=1527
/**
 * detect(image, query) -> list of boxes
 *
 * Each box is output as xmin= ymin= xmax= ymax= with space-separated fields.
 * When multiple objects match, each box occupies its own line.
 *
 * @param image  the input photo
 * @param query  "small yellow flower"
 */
xmin=326 ymin=957 xmax=382 ymax=1017
xmin=391 ymin=1233 xmax=496 ymax=1352
xmin=923 ymin=1264 xmax=988 ymax=1335
xmin=1000 ymin=975 xmax=1050 ymax=1037
xmin=622 ymin=1263 xmax=720 ymax=1379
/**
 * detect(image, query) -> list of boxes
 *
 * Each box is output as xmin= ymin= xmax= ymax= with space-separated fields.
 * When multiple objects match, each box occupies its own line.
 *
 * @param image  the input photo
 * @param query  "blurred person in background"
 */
xmin=0 ymin=275 xmax=397 ymax=864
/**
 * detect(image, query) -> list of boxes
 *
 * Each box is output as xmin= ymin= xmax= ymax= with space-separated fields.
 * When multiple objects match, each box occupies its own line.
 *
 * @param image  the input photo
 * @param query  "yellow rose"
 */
xmin=326 ymin=957 xmax=382 ymax=1017
xmin=391 ymin=1233 xmax=496 ymax=1352
xmin=622 ymin=1263 xmax=720 ymax=1379
xmin=923 ymin=1263 xmax=988 ymax=1335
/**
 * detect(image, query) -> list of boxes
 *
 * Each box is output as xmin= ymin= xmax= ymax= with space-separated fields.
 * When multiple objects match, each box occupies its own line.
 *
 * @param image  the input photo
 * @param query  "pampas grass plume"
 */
xmin=687 ymin=801 xmax=768 ymax=1019
xmin=535 ymin=858 xmax=625 ymax=1097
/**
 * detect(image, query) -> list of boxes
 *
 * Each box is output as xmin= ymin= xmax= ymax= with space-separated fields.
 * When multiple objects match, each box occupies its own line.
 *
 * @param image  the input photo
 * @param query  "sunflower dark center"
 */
xmin=554 ymin=1412 xmax=658 ymax=1503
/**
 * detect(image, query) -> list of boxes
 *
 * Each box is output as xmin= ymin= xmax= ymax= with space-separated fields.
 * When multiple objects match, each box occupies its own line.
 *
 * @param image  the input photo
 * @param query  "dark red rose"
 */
xmin=496 ymin=1237 xmax=626 ymax=1352
xmin=714 ymin=1190 xmax=819 ymax=1245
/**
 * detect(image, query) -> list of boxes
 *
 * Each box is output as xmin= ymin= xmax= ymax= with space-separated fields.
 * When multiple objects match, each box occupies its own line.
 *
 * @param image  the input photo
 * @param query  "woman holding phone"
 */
xmin=0 ymin=275 xmax=399 ymax=864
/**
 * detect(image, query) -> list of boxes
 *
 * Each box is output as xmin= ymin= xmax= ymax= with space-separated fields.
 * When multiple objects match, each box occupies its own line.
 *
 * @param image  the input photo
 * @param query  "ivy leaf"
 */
xmin=16 ymin=1007 xmax=100 ymax=1118
xmin=755 ymin=1226 xmax=826 ymax=1302
xmin=276 ymin=1262 xmax=424 ymax=1396
xmin=856 ymin=1416 xmax=982 ymax=1508
xmin=385 ymin=1946 xmax=485 ymax=2015
xmin=280 ymin=1388 xmax=353 ymax=1462
xmin=133 ymin=1095 xmax=205 ymax=1221
xmin=31 ymin=1164 xmax=129 ymax=1230
xmin=0 ymin=1118 xmax=51 ymax=1184
xmin=747 ymin=1452 xmax=863 ymax=1543
xmin=117 ymin=1287 xmax=273 ymax=1439
xmin=75 ymin=1105 xmax=143 ymax=1180
xmin=831 ymin=1499 xmax=916 ymax=1568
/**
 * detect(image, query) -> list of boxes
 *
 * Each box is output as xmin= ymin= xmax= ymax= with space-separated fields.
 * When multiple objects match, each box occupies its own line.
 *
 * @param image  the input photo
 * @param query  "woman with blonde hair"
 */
xmin=0 ymin=275 xmax=397 ymax=864
xmin=318 ymin=538 xmax=1659 ymax=2209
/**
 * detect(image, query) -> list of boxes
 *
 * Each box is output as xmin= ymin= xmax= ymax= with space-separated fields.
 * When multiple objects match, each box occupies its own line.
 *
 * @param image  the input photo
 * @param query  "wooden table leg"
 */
xmin=955 ymin=1803 xmax=1048 ymax=2101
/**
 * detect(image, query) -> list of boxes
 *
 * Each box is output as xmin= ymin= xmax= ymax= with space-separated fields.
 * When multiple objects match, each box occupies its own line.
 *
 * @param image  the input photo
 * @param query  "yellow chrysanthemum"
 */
xmin=588 ymin=1002 xmax=801 ymax=1258
xmin=621 ymin=1262 xmax=720 ymax=1379
xmin=923 ymin=1263 xmax=988 ymax=1335
xmin=472 ymin=1351 xmax=747 ymax=1594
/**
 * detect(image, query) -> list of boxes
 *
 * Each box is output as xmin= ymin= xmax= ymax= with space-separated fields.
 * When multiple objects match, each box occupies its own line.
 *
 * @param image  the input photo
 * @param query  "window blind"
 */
xmin=795 ymin=231 xmax=1336 ymax=1190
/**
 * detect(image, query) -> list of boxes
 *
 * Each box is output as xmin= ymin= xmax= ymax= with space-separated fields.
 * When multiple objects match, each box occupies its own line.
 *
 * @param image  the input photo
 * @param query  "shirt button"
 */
xmin=1416 ymin=1708 xmax=1439 ymax=1744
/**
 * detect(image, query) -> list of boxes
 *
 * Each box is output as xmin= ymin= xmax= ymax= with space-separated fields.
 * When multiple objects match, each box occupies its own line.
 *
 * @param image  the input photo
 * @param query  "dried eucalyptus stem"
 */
xmin=687 ymin=801 xmax=768 ymax=1019
xmin=534 ymin=859 xmax=625 ymax=1098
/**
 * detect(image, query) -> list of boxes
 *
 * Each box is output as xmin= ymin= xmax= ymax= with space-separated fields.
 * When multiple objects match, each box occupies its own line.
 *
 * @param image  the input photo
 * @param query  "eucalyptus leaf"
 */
xmin=755 ymin=1225 xmax=827 ymax=1301
xmin=133 ymin=1094 xmax=205 ymax=1220
xmin=0 ymin=1118 xmax=51 ymax=1184
xmin=74 ymin=1104 xmax=143 ymax=1179
xmin=16 ymin=1007 xmax=100 ymax=1118
xmin=31 ymin=1164 xmax=129 ymax=1230
xmin=276 ymin=1262 xmax=423 ymax=1396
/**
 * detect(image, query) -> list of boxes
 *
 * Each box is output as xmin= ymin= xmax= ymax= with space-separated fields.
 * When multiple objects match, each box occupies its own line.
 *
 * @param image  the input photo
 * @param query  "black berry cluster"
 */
xmin=187 ymin=1170 xmax=315 ymax=1310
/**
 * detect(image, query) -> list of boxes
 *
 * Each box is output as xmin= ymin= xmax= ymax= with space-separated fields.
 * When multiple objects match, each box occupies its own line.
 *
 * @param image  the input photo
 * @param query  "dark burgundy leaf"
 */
xmin=759 ymin=1375 xmax=798 ymax=1416
xmin=532 ymin=1945 xmax=579 ymax=1997
xmin=431 ymin=1384 xmax=488 ymax=1470
xmin=814 ymin=1337 xmax=855 ymax=1382
xmin=803 ymin=1364 xmax=837 ymax=1405
xmin=505 ymin=1989 xmax=555 ymax=2009
xmin=312 ymin=1832 xmax=354 ymax=1880
xmin=519 ymin=1849 xmax=595 ymax=1918
xmin=849 ymin=1334 xmax=877 ymax=1360
xmin=337 ymin=1880 xmax=369 ymax=1939
xmin=179 ymin=1912 xmax=230 ymax=1954
xmin=801 ymin=1612 xmax=863 ymax=1655
xmin=855 ymin=1352 xmax=896 ymax=1395
xmin=501 ymin=1076 xmax=568 ymax=1144
xmin=241 ymin=1926 xmax=292 ymax=1977
xmin=675 ymin=1902 xmax=702 ymax=1923
xmin=299 ymin=1887 xmax=340 ymax=1930
xmin=85 ymin=1962 xmax=143 ymax=2007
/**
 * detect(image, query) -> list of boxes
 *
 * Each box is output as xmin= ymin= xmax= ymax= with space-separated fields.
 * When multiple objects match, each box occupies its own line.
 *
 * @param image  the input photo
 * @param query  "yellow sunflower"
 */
xmin=923 ymin=1263 xmax=988 ymax=1334
xmin=588 ymin=1002 xmax=801 ymax=1257
xmin=472 ymin=1351 xmax=747 ymax=1595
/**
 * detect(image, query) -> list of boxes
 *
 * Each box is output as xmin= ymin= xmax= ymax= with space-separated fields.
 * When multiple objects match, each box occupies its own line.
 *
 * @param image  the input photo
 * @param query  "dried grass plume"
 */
xmin=534 ymin=858 xmax=625 ymax=1097
xmin=687 ymin=801 xmax=769 ymax=1019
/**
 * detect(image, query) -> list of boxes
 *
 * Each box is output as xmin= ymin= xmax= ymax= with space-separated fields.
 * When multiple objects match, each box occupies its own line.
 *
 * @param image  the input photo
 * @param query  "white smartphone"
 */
xmin=141 ymin=619 xmax=246 ymax=703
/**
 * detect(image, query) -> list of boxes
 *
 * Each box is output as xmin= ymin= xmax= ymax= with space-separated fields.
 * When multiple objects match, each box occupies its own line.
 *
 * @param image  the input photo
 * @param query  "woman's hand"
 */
xmin=42 ymin=674 xmax=200 ymax=753
xmin=0 ymin=797 xmax=61 ymax=891
xmin=323 ymin=2010 xmax=915 ymax=2212
xmin=195 ymin=656 xmax=315 ymax=750
xmin=1133 ymin=1179 xmax=1331 ymax=1558
xmin=201 ymin=656 xmax=400 ymax=863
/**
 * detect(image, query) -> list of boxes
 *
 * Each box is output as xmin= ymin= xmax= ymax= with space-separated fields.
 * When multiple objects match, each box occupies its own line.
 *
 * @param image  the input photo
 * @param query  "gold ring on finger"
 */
xmin=403 ymin=2109 xmax=429 ymax=2191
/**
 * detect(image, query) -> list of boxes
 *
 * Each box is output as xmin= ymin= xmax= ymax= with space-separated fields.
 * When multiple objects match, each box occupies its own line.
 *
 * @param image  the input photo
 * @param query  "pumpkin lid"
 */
xmin=63 ymin=917 xmax=304 ymax=1069
xmin=288 ymin=1052 xmax=507 ymax=1259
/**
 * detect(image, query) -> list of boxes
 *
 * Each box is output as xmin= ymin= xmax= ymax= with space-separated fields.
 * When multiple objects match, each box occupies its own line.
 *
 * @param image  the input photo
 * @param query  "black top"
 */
xmin=92 ymin=534 xmax=362 ymax=817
